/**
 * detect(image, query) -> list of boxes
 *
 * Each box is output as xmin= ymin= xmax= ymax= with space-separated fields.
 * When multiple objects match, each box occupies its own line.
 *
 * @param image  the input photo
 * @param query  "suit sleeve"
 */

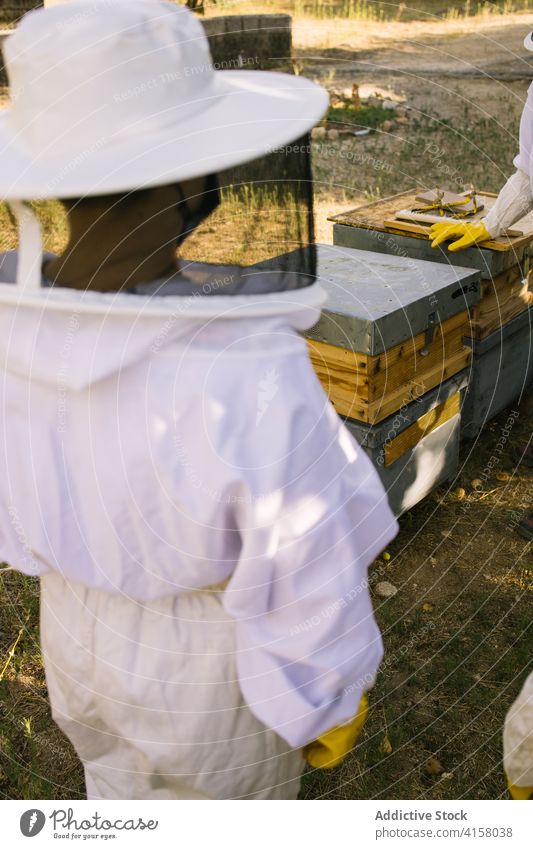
xmin=483 ymin=85 xmax=533 ymax=239
xmin=483 ymin=169 xmax=533 ymax=239
xmin=222 ymin=394 xmax=398 ymax=748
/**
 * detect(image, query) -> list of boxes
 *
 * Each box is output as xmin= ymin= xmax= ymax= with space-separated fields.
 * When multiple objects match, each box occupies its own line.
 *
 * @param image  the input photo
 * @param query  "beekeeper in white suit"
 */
xmin=431 ymin=31 xmax=533 ymax=801
xmin=504 ymin=671 xmax=533 ymax=800
xmin=0 ymin=0 xmax=398 ymax=799
xmin=431 ymin=31 xmax=533 ymax=251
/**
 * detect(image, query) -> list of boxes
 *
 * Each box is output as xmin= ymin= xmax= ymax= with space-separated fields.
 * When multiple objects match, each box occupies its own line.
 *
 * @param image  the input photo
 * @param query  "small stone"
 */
xmin=395 ymin=116 xmax=409 ymax=125
xmin=454 ymin=487 xmax=466 ymax=500
xmin=311 ymin=126 xmax=326 ymax=140
xmin=425 ymin=757 xmax=444 ymax=776
xmin=382 ymin=120 xmax=394 ymax=132
xmin=327 ymin=128 xmax=339 ymax=141
xmin=496 ymin=471 xmax=511 ymax=482
xmin=382 ymin=551 xmax=391 ymax=561
xmin=422 ymin=602 xmax=434 ymax=613
xmin=375 ymin=581 xmax=398 ymax=598
xmin=471 ymin=478 xmax=483 ymax=491
xmin=396 ymin=107 xmax=407 ymax=118
xmin=382 ymin=99 xmax=397 ymax=110
xmin=441 ymin=772 xmax=454 ymax=780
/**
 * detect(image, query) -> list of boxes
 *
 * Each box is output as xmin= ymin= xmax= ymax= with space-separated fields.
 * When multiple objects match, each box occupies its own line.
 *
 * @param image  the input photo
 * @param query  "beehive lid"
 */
xmin=309 ymin=243 xmax=480 ymax=355
xmin=329 ymin=190 xmax=533 ymax=253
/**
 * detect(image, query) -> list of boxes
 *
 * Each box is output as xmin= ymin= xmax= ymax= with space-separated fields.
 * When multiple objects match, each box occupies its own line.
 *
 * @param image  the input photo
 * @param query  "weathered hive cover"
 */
xmin=330 ymin=190 xmax=533 ymax=278
xmin=309 ymin=243 xmax=480 ymax=356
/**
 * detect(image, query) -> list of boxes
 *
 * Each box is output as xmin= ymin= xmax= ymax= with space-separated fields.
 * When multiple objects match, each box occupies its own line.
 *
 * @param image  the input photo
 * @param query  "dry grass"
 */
xmin=301 ymin=396 xmax=533 ymax=798
xmin=291 ymin=9 xmax=533 ymax=51
xmin=0 ymin=572 xmax=84 ymax=799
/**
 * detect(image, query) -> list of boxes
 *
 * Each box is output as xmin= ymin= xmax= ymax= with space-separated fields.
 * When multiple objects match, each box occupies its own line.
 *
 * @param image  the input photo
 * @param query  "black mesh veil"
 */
xmin=132 ymin=134 xmax=316 ymax=296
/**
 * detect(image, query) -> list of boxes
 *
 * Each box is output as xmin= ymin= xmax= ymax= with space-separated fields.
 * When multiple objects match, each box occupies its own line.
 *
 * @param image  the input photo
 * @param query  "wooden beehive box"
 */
xmin=307 ymin=245 xmax=480 ymax=425
xmin=346 ymin=371 xmax=468 ymax=515
xmin=330 ymin=190 xmax=533 ymax=341
xmin=461 ymin=309 xmax=533 ymax=438
xmin=470 ymin=267 xmax=533 ymax=340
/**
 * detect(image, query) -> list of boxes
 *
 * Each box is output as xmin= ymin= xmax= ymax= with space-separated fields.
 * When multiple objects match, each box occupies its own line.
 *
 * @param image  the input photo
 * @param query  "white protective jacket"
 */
xmin=503 ymin=670 xmax=533 ymax=791
xmin=484 ymin=83 xmax=533 ymax=238
xmin=0 ymin=251 xmax=398 ymax=748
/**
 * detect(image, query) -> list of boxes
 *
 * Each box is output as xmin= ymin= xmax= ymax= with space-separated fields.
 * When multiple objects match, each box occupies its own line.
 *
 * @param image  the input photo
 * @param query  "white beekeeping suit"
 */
xmin=0 ymin=0 xmax=398 ymax=799
xmin=478 ymin=34 xmax=533 ymax=240
xmin=504 ymin=671 xmax=533 ymax=799
xmin=431 ymin=35 xmax=533 ymax=252
xmin=482 ymin=77 xmax=533 ymax=239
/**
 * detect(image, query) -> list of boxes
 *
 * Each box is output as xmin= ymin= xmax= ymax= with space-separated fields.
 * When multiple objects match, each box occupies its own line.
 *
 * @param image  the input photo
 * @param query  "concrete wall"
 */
xmin=0 ymin=3 xmax=41 ymax=24
xmin=203 ymin=15 xmax=293 ymax=73
xmin=0 ymin=31 xmax=10 ymax=80
xmin=0 ymin=12 xmax=293 ymax=84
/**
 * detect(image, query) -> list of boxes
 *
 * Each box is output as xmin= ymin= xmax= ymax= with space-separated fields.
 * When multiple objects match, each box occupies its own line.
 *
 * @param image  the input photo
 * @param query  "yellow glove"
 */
xmin=303 ymin=695 xmax=368 ymax=769
xmin=430 ymin=220 xmax=491 ymax=252
xmin=507 ymin=777 xmax=533 ymax=800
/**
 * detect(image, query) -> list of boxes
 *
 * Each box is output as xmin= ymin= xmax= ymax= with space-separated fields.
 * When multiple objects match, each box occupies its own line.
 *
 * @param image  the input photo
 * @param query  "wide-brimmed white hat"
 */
xmin=0 ymin=0 xmax=328 ymax=201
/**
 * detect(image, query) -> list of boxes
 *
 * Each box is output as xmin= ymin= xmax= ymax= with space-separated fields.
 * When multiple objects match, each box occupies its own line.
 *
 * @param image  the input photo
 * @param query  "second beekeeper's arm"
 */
xmin=431 ymin=83 xmax=533 ymax=250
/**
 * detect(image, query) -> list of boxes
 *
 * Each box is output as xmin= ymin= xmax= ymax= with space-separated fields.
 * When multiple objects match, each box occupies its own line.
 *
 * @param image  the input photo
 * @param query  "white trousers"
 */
xmin=40 ymin=573 xmax=305 ymax=800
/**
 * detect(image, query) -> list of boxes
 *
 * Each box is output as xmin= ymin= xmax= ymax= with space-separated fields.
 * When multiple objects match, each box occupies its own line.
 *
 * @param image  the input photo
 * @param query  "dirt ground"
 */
xmin=0 ymin=8 xmax=532 ymax=801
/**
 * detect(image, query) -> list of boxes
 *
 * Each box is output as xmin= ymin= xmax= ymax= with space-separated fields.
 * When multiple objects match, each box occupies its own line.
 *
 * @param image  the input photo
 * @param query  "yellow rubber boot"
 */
xmin=303 ymin=695 xmax=369 ymax=769
xmin=507 ymin=777 xmax=533 ymax=800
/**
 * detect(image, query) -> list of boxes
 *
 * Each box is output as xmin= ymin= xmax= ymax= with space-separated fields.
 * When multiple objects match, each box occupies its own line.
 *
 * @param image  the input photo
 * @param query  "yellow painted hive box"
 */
xmin=308 ymin=244 xmax=481 ymax=425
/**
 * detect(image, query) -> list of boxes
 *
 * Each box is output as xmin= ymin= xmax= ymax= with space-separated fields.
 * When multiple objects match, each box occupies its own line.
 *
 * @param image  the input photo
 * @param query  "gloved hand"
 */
xmin=429 ymin=220 xmax=491 ymax=252
xmin=303 ymin=695 xmax=368 ymax=769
